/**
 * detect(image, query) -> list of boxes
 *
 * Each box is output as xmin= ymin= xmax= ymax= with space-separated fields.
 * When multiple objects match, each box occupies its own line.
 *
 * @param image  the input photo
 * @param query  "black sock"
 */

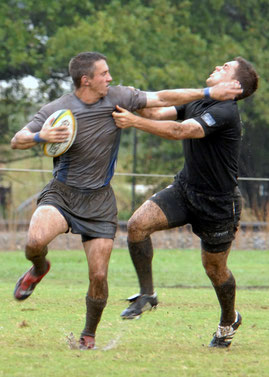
xmin=213 ymin=273 xmax=236 ymax=326
xmin=128 ymin=237 xmax=154 ymax=295
xmin=80 ymin=296 xmax=107 ymax=338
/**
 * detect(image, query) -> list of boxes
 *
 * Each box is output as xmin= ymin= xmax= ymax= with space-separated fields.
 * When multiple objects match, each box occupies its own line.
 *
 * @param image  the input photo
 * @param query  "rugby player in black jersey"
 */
xmin=113 ymin=57 xmax=258 ymax=348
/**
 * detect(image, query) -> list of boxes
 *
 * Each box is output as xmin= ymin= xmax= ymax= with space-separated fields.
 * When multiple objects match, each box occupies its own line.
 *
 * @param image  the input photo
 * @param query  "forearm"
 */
xmin=146 ymin=88 xmax=205 ymax=107
xmin=128 ymin=115 xmax=184 ymax=140
xmin=112 ymin=105 xmax=205 ymax=139
xmin=146 ymin=81 xmax=242 ymax=107
xmin=10 ymin=129 xmax=40 ymax=150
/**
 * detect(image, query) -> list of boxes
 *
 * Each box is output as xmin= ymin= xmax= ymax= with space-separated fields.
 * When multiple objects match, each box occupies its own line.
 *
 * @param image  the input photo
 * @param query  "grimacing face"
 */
xmin=206 ymin=61 xmax=239 ymax=87
xmin=86 ymin=59 xmax=112 ymax=97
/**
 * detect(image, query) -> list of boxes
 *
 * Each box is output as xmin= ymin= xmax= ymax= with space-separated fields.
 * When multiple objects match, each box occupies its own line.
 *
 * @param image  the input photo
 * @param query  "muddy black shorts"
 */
xmin=149 ymin=179 xmax=242 ymax=252
xmin=37 ymin=179 xmax=118 ymax=241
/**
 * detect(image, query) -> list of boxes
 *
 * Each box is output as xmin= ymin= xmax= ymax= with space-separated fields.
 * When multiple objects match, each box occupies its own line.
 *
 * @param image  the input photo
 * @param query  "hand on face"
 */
xmin=209 ymin=81 xmax=243 ymax=101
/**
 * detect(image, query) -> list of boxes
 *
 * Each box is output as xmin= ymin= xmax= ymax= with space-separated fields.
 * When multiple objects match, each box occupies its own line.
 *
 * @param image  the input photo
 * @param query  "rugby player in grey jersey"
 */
xmin=10 ymin=51 xmax=242 ymax=350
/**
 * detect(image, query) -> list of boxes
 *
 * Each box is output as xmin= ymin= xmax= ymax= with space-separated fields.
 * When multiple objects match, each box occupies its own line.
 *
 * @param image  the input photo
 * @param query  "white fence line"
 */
xmin=1 ymin=167 xmax=269 ymax=181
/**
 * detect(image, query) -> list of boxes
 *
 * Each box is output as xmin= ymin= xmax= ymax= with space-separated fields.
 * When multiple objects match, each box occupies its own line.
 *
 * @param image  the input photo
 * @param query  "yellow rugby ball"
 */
xmin=43 ymin=109 xmax=77 ymax=157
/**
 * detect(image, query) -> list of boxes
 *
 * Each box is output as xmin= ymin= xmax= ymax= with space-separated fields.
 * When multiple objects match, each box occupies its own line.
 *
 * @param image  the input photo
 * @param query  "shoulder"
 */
xmin=107 ymin=85 xmax=136 ymax=98
xmin=206 ymin=100 xmax=239 ymax=122
xmin=107 ymin=85 xmax=147 ymax=110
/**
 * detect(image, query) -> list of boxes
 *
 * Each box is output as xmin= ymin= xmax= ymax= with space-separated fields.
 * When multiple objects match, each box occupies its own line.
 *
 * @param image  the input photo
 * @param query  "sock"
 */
xmin=213 ymin=273 xmax=236 ymax=326
xmin=128 ymin=237 xmax=154 ymax=295
xmin=80 ymin=295 xmax=107 ymax=338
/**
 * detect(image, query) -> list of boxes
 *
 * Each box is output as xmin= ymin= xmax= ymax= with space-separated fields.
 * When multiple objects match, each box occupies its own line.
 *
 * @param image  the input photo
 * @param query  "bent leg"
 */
xmin=201 ymin=246 xmax=236 ymax=325
xmin=127 ymin=200 xmax=169 ymax=295
xmin=81 ymin=238 xmax=113 ymax=341
xmin=26 ymin=205 xmax=68 ymax=275
xmin=14 ymin=205 xmax=68 ymax=301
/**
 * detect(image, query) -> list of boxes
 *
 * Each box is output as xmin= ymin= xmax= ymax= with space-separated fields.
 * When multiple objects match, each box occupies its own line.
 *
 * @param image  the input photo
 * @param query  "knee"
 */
xmin=127 ymin=215 xmax=150 ymax=241
xmin=202 ymin=258 xmax=221 ymax=280
xmin=203 ymin=263 xmax=218 ymax=281
xmin=25 ymin=239 xmax=47 ymax=260
xmin=202 ymin=259 xmax=230 ymax=286
xmin=90 ymin=270 xmax=107 ymax=287
xmin=127 ymin=216 xmax=140 ymax=236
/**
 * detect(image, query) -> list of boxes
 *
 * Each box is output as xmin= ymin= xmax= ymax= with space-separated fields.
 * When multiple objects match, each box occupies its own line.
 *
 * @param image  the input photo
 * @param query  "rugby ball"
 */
xmin=43 ymin=109 xmax=77 ymax=157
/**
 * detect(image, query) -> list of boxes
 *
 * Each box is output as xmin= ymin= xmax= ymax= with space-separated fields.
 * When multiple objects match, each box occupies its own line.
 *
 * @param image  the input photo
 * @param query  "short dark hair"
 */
xmin=69 ymin=51 xmax=107 ymax=88
xmin=233 ymin=57 xmax=259 ymax=100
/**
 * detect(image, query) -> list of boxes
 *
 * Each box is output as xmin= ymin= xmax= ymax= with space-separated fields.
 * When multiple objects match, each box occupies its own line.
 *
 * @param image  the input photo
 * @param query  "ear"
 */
xmin=81 ymin=75 xmax=90 ymax=86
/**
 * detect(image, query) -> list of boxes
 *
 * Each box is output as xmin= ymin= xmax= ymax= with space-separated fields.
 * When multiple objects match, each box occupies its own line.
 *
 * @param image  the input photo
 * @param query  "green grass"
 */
xmin=1 ymin=248 xmax=269 ymax=377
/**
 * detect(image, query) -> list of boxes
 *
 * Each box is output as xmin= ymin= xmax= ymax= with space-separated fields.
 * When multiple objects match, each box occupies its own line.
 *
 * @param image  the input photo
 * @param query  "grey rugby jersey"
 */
xmin=27 ymin=86 xmax=147 ymax=189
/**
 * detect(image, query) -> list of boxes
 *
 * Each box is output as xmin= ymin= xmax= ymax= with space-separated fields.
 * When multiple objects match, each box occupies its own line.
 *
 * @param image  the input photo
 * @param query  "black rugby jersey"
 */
xmin=175 ymin=99 xmax=241 ymax=194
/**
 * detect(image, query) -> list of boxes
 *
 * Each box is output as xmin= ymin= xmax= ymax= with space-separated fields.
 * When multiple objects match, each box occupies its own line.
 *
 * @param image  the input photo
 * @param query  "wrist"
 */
xmin=33 ymin=132 xmax=47 ymax=143
xmin=203 ymin=87 xmax=211 ymax=99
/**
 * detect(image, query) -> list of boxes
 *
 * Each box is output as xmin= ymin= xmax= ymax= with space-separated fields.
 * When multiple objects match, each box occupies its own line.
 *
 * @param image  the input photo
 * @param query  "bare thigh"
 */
xmin=128 ymin=200 xmax=169 ymax=242
xmin=27 ymin=205 xmax=69 ymax=247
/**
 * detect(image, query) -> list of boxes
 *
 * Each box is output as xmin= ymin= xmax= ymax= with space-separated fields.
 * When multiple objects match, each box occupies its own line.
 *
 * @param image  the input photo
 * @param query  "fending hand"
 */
xmin=210 ymin=81 xmax=243 ymax=101
xmin=112 ymin=105 xmax=135 ymax=129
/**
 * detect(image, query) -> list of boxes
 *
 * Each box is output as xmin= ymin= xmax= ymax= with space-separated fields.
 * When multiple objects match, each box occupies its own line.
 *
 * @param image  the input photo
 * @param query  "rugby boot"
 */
xmin=120 ymin=292 xmax=158 ymax=319
xmin=79 ymin=335 xmax=96 ymax=350
xmin=209 ymin=311 xmax=242 ymax=348
xmin=14 ymin=261 xmax=51 ymax=300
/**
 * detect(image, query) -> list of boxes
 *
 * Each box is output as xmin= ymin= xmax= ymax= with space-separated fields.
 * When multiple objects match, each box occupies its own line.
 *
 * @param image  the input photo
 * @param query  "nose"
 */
xmin=107 ymin=73 xmax=112 ymax=82
xmin=215 ymin=65 xmax=222 ymax=71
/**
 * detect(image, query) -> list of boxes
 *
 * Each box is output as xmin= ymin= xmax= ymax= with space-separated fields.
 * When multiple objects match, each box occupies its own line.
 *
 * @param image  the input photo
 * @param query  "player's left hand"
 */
xmin=112 ymin=105 xmax=136 ymax=129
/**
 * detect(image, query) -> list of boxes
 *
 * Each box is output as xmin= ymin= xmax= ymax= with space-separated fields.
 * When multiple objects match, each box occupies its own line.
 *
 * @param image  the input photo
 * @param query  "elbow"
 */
xmin=10 ymin=138 xmax=17 ymax=149
xmin=170 ymin=125 xmax=183 ymax=140
xmin=153 ymin=109 xmax=166 ymax=120
xmin=10 ymin=135 xmax=21 ymax=149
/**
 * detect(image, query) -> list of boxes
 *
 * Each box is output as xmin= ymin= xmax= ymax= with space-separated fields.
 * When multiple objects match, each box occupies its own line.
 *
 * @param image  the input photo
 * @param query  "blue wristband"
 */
xmin=33 ymin=132 xmax=47 ymax=143
xmin=204 ymin=87 xmax=211 ymax=98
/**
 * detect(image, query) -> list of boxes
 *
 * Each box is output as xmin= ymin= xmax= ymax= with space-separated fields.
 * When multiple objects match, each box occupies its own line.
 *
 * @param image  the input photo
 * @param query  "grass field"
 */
xmin=1 ymin=248 xmax=269 ymax=377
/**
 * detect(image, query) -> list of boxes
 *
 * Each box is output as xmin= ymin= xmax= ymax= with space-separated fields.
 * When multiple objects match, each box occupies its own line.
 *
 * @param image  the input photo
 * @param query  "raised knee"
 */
xmin=127 ymin=216 xmax=144 ymax=239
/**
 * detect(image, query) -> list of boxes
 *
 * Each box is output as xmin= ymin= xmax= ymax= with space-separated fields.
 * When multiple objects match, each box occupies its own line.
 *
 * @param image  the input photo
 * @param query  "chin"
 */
xmin=206 ymin=78 xmax=213 ymax=86
xmin=102 ymin=88 xmax=109 ymax=96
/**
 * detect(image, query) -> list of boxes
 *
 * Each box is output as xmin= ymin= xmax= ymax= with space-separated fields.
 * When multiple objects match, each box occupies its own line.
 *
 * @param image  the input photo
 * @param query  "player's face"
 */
xmin=206 ymin=60 xmax=239 ymax=87
xmin=88 ymin=59 xmax=112 ymax=97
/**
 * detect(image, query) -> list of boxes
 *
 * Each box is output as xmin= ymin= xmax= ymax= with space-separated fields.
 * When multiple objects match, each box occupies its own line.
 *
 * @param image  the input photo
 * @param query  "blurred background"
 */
xmin=0 ymin=0 xmax=269 ymax=249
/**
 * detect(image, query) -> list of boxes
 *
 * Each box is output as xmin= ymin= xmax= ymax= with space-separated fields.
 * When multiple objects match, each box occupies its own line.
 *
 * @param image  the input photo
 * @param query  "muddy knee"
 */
xmin=25 ymin=240 xmax=48 ymax=261
xmin=127 ymin=216 xmax=150 ymax=241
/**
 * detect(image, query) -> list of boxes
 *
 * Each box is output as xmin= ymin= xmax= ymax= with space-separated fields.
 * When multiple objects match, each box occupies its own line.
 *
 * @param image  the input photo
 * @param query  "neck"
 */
xmin=74 ymin=87 xmax=101 ymax=104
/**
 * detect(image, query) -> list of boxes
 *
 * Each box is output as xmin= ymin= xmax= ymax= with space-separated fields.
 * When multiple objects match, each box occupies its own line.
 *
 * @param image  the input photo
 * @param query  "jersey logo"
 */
xmin=201 ymin=112 xmax=216 ymax=127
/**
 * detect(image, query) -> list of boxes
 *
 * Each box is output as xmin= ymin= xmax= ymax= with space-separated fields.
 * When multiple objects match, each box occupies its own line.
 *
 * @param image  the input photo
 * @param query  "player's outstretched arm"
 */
xmin=112 ymin=106 xmax=205 ymax=140
xmin=145 ymin=81 xmax=242 ymax=107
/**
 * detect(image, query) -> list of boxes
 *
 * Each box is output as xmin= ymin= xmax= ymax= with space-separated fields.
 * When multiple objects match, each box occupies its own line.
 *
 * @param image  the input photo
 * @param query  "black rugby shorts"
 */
xmin=37 ymin=179 xmax=117 ymax=241
xmin=149 ymin=179 xmax=242 ymax=251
